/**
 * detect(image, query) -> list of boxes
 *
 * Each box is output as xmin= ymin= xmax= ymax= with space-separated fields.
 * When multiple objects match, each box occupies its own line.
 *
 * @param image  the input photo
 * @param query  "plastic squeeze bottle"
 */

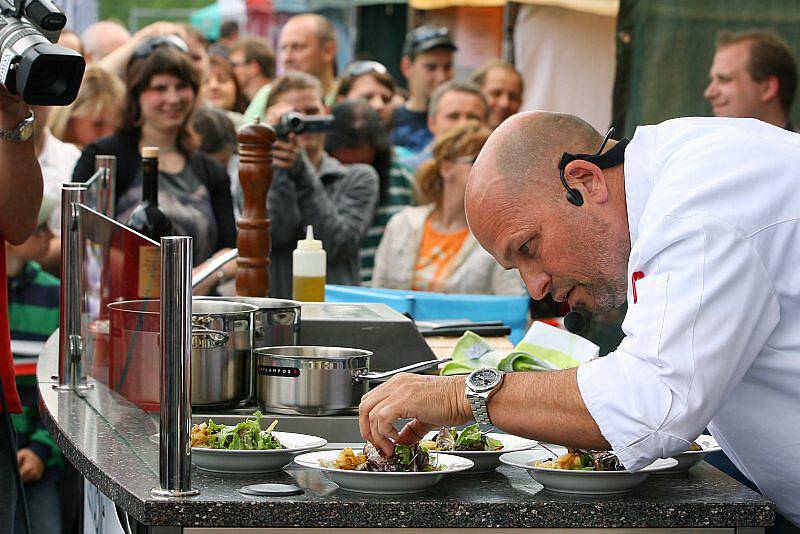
xmin=292 ymin=226 xmax=326 ymax=301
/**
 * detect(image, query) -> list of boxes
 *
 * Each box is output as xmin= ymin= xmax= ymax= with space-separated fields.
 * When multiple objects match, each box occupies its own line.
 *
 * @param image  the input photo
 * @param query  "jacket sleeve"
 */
xmin=577 ymin=213 xmax=779 ymax=471
xmin=267 ymin=157 xmax=305 ymax=250
xmin=198 ymin=155 xmax=236 ymax=249
xmin=370 ymin=209 xmax=402 ymax=288
xmin=294 ymin=163 xmax=379 ymax=261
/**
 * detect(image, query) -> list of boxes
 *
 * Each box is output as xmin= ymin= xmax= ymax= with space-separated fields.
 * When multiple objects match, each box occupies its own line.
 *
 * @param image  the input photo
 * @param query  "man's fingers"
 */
xmin=370 ymin=399 xmax=404 ymax=457
xmin=397 ymin=419 xmax=434 ymax=445
xmin=358 ymin=385 xmax=391 ymax=445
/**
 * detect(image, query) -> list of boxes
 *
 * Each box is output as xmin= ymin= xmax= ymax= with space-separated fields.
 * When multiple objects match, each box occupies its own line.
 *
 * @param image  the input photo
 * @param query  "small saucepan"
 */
xmin=254 ymin=346 xmax=450 ymax=416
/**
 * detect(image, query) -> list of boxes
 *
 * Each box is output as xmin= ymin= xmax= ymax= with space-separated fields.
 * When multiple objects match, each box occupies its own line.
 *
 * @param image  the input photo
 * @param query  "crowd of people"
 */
xmin=0 ymin=10 xmax=798 ymax=533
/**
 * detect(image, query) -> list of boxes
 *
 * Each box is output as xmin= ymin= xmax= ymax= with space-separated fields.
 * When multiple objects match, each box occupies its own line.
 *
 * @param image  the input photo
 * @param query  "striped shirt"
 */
xmin=360 ymin=158 xmax=416 ymax=283
xmin=8 ymin=261 xmax=61 ymax=466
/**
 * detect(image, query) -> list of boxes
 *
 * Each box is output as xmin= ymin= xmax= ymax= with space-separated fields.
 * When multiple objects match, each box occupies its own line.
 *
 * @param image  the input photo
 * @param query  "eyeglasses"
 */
xmin=132 ymin=35 xmax=190 ymax=60
xmin=343 ymin=60 xmax=388 ymax=78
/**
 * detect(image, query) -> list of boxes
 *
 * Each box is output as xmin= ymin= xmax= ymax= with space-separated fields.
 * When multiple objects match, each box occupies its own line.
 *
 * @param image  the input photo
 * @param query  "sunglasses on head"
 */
xmin=132 ymin=35 xmax=190 ymax=60
xmin=411 ymin=26 xmax=450 ymax=45
xmin=343 ymin=60 xmax=388 ymax=78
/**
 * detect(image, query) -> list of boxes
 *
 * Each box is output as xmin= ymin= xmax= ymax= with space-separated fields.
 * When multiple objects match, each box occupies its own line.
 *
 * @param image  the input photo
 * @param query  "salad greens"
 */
xmin=191 ymin=411 xmax=284 ymax=450
xmin=433 ymin=424 xmax=504 ymax=452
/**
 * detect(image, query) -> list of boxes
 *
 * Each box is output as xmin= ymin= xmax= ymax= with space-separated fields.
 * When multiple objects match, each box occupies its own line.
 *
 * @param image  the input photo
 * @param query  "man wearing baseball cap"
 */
xmin=391 ymin=25 xmax=457 ymax=153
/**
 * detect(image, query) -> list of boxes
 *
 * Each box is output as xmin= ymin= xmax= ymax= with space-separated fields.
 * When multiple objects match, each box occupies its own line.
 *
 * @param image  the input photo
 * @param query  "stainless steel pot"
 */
xmin=195 ymin=296 xmax=300 ymax=348
xmin=190 ymin=300 xmax=258 ymax=409
xmin=254 ymin=345 xmax=450 ymax=415
xmin=107 ymin=299 xmax=257 ymax=411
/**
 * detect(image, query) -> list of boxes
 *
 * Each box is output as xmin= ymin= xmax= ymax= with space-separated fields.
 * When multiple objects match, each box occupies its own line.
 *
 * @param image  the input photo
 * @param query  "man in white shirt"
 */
xmin=358 ymin=111 xmax=800 ymax=527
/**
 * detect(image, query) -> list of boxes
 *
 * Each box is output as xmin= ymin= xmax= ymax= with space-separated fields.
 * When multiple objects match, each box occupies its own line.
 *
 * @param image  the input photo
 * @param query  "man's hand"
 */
xmin=358 ymin=373 xmax=472 ymax=457
xmin=17 ymin=448 xmax=45 ymax=483
xmin=265 ymin=102 xmax=301 ymax=169
xmin=0 ymin=85 xmax=30 ymax=129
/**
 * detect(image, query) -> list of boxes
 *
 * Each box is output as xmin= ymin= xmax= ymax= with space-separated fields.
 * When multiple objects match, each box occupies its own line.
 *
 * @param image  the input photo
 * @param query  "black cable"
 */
xmin=0 ymin=375 xmax=32 ymax=534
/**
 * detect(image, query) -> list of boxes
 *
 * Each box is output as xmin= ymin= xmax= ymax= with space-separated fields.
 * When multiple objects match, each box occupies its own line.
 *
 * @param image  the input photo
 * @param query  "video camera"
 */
xmin=0 ymin=0 xmax=85 ymax=105
xmin=275 ymin=111 xmax=334 ymax=140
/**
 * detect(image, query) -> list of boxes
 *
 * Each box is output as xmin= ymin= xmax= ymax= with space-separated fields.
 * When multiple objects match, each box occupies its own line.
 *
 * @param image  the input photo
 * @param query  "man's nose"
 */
xmin=703 ymin=81 xmax=716 ymax=101
xmin=521 ymin=269 xmax=552 ymax=300
xmin=370 ymin=95 xmax=384 ymax=110
xmin=433 ymin=68 xmax=449 ymax=84
xmin=497 ymin=93 xmax=510 ymax=109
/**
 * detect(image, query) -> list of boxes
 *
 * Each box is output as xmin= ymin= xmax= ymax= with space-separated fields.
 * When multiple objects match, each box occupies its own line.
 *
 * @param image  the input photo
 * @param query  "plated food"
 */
xmin=320 ymin=442 xmax=443 ymax=472
xmin=192 ymin=411 xmax=284 ymax=451
xmin=500 ymin=446 xmax=678 ymax=494
xmin=294 ymin=446 xmax=473 ymax=494
xmin=422 ymin=424 xmax=504 ymax=452
xmin=423 ymin=425 xmax=539 ymax=473
xmin=190 ymin=413 xmax=327 ymax=474
xmin=532 ymin=447 xmax=625 ymax=471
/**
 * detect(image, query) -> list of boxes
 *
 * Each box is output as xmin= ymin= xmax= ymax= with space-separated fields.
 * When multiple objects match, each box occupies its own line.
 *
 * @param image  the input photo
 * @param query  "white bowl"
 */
xmin=500 ymin=447 xmax=678 ymax=495
xmin=191 ymin=431 xmax=327 ymax=474
xmin=424 ymin=432 xmax=539 ymax=473
xmin=294 ymin=449 xmax=474 ymax=494
xmin=658 ymin=434 xmax=722 ymax=474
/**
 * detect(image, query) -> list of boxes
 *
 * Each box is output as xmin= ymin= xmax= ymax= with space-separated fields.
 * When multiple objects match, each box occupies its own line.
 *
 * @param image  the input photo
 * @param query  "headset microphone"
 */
xmin=564 ymin=309 xmax=587 ymax=334
xmin=558 ymin=127 xmax=629 ymax=207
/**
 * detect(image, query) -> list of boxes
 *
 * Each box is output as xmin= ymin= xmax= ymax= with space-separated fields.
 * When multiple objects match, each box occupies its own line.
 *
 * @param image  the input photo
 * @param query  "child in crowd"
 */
xmin=6 ymin=196 xmax=62 ymax=534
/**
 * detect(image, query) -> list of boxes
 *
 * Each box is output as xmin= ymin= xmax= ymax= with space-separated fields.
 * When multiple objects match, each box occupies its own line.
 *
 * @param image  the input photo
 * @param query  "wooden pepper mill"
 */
xmin=235 ymin=118 xmax=277 ymax=296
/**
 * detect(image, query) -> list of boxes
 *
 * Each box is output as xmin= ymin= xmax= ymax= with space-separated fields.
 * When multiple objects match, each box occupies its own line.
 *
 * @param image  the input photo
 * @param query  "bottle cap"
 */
xmin=142 ymin=146 xmax=159 ymax=158
xmin=297 ymin=226 xmax=322 ymax=251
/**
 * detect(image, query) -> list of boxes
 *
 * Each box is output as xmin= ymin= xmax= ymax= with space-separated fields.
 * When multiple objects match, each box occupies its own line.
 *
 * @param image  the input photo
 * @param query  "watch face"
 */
xmin=19 ymin=121 xmax=33 ymax=140
xmin=468 ymin=368 xmax=501 ymax=392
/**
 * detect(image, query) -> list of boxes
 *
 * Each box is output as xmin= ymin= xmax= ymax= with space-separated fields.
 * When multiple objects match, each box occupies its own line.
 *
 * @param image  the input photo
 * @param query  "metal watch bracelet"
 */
xmin=468 ymin=394 xmax=492 ymax=425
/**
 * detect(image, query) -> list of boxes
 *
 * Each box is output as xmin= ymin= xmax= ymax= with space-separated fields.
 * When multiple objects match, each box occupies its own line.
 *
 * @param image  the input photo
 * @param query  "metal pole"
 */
xmin=56 ymin=183 xmax=92 ymax=390
xmin=94 ymin=155 xmax=117 ymax=218
xmin=152 ymin=236 xmax=199 ymax=498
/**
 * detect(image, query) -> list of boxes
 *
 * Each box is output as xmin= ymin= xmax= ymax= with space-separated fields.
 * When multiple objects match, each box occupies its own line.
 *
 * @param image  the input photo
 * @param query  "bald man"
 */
xmin=278 ymin=13 xmax=338 ymax=104
xmin=359 ymin=111 xmax=800 ymax=526
xmin=81 ymin=20 xmax=131 ymax=63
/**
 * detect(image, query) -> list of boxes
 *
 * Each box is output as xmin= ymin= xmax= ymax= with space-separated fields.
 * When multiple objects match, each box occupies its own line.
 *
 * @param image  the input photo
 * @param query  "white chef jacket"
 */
xmin=577 ymin=117 xmax=800 ymax=524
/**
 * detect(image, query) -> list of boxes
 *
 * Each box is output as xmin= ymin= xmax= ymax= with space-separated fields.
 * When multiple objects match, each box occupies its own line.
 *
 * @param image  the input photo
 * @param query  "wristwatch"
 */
xmin=0 ymin=109 xmax=34 ymax=143
xmin=465 ymin=368 xmax=504 ymax=425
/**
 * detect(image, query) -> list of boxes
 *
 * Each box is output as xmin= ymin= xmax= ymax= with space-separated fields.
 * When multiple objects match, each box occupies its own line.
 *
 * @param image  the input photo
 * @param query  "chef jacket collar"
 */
xmin=622 ymin=126 xmax=657 ymax=245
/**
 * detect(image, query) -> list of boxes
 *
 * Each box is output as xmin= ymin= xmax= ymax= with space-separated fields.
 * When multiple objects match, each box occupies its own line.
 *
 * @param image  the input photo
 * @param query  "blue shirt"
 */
xmin=391 ymin=105 xmax=432 ymax=153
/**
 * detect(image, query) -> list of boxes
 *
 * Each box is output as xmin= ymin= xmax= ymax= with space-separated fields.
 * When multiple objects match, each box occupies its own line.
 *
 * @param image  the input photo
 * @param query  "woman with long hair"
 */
xmin=72 ymin=40 xmax=236 ymax=287
xmin=47 ymin=66 xmax=125 ymax=149
xmin=372 ymin=121 xmax=524 ymax=294
xmin=200 ymin=55 xmax=247 ymax=127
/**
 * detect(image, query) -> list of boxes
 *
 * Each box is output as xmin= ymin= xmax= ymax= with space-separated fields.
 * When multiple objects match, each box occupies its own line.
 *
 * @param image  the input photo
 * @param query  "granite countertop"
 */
xmin=37 ymin=334 xmax=775 ymax=529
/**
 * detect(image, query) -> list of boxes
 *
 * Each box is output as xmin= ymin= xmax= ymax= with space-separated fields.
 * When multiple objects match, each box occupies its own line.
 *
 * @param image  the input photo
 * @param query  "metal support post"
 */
xmin=94 ymin=155 xmax=117 ymax=218
xmin=56 ymin=183 xmax=92 ymax=390
xmin=152 ymin=236 xmax=199 ymax=498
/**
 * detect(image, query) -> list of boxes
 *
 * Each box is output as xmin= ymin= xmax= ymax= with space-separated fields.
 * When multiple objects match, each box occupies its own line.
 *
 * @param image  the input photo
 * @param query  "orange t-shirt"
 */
xmin=412 ymin=218 xmax=469 ymax=292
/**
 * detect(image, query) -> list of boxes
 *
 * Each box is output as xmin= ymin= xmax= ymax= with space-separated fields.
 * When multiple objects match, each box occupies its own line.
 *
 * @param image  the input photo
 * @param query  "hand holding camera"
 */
xmin=0 ymin=0 xmax=85 ymax=105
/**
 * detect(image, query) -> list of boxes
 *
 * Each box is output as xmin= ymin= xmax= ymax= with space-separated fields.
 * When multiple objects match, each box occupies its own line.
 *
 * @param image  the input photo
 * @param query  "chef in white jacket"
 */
xmin=359 ymin=111 xmax=800 ymax=526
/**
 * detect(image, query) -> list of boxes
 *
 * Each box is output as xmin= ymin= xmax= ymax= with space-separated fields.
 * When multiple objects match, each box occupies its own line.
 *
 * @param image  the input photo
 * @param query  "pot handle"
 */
xmin=191 ymin=327 xmax=229 ymax=348
xmin=354 ymin=357 xmax=452 ymax=383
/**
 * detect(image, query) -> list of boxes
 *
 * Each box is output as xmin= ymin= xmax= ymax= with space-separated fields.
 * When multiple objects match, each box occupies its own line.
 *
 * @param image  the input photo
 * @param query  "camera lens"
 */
xmin=15 ymin=43 xmax=84 ymax=105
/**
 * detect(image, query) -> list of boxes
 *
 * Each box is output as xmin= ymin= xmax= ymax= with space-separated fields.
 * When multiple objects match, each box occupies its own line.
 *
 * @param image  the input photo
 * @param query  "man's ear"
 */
xmin=322 ymin=40 xmax=337 ymax=65
xmin=564 ymin=160 xmax=609 ymax=204
xmin=400 ymin=56 xmax=413 ymax=81
xmin=760 ymin=75 xmax=781 ymax=104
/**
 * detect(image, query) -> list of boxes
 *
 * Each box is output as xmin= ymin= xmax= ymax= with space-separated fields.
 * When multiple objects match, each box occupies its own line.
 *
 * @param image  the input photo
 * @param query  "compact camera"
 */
xmin=275 ymin=111 xmax=335 ymax=140
xmin=0 ymin=0 xmax=84 ymax=105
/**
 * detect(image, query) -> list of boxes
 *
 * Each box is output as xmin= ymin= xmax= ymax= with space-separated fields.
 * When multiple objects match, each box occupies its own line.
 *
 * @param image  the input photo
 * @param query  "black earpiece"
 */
xmin=558 ymin=127 xmax=629 ymax=208
xmin=564 ymin=309 xmax=587 ymax=334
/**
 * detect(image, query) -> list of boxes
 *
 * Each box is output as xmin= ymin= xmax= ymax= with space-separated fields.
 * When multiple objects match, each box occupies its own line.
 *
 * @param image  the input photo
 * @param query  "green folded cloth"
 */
xmin=440 ymin=322 xmax=599 ymax=376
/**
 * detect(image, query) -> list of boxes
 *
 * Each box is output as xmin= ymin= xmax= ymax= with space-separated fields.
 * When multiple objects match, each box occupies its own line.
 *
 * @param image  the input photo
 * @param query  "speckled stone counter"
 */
xmin=37 ymin=334 xmax=775 ymax=530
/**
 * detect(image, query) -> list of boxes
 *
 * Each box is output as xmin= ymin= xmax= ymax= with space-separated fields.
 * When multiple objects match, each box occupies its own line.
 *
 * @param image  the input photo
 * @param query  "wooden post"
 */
xmin=235 ymin=118 xmax=276 ymax=296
